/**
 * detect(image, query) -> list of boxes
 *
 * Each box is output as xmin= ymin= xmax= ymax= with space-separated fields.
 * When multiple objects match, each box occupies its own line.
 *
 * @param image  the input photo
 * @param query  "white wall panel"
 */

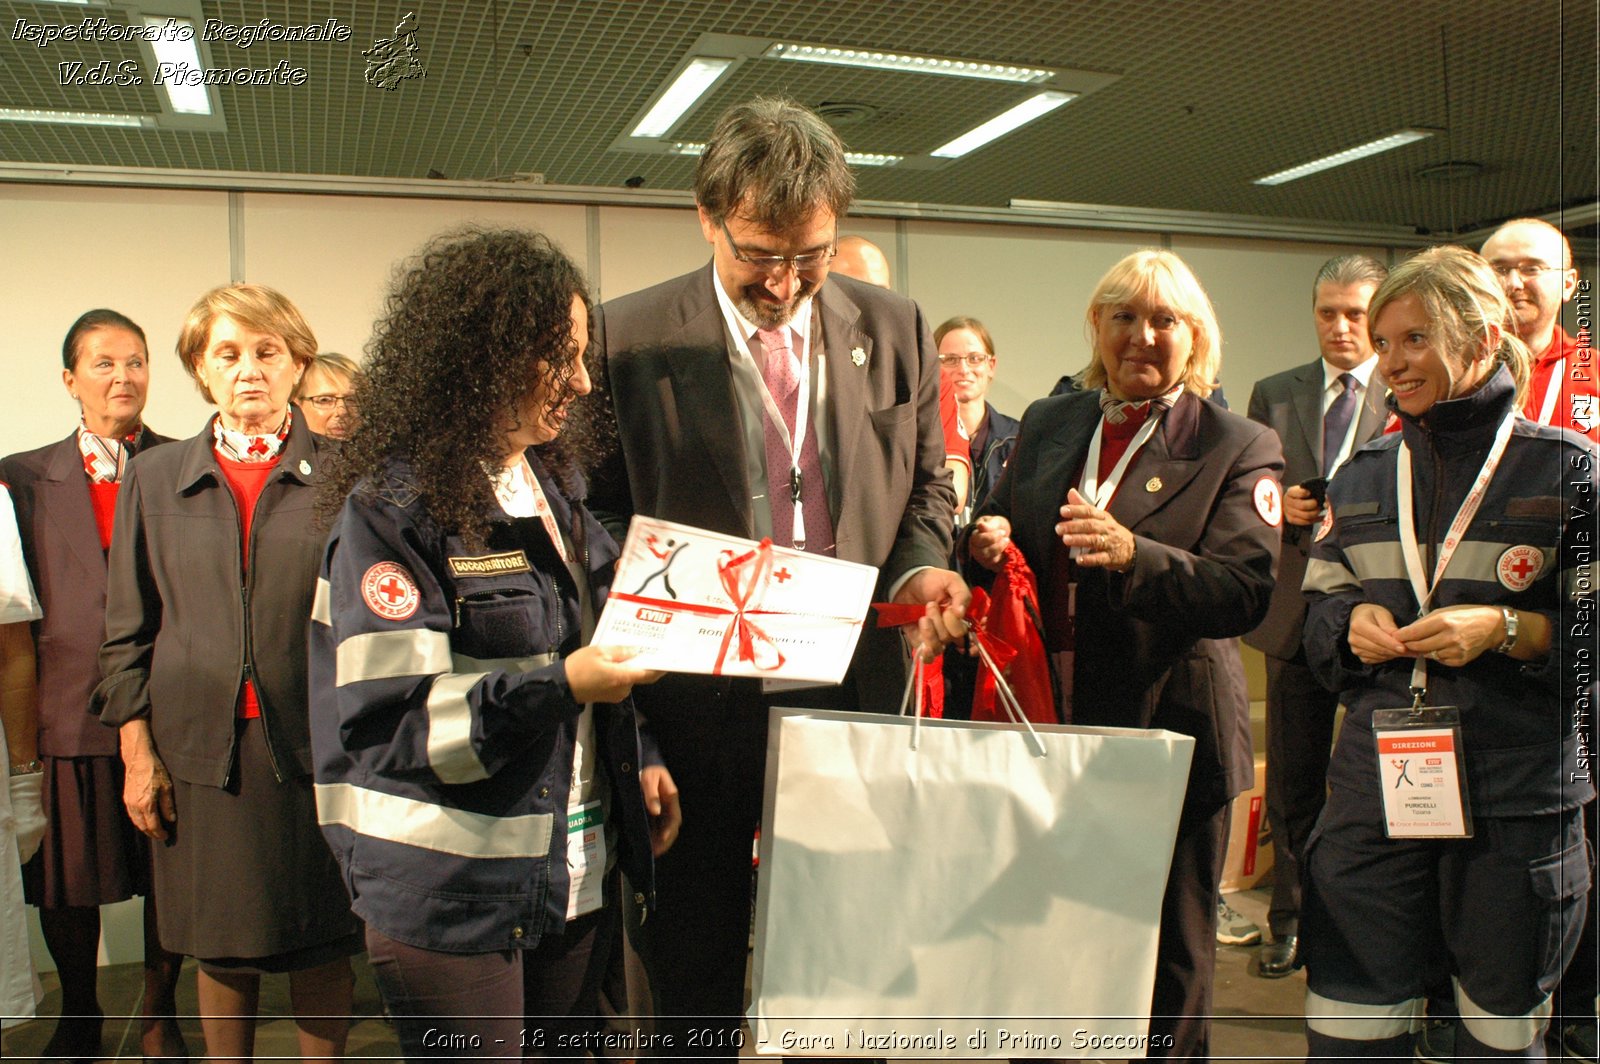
xmin=0 ymin=186 xmax=231 ymax=454
xmin=239 ymin=192 xmax=589 ymax=359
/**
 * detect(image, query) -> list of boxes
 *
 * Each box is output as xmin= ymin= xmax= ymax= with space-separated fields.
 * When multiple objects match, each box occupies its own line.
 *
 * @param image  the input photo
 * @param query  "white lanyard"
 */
xmin=749 ymin=327 xmax=814 ymax=549
xmin=1395 ymin=411 xmax=1516 ymax=691
xmin=497 ymin=457 xmax=570 ymax=563
xmin=1537 ymin=358 xmax=1567 ymax=425
xmin=1078 ymin=410 xmax=1164 ymax=508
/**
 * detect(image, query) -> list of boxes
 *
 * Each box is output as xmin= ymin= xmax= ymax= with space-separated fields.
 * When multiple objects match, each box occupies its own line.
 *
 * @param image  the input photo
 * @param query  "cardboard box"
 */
xmin=1220 ymin=754 xmax=1273 ymax=893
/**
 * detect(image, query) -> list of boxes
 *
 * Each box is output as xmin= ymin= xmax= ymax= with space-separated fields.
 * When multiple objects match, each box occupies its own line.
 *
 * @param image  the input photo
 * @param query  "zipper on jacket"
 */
xmin=231 ymin=465 xmax=288 ymax=785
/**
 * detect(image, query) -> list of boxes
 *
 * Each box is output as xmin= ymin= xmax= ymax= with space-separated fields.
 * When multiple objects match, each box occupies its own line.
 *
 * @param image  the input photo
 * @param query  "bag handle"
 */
xmin=894 ymin=642 xmax=1047 ymax=758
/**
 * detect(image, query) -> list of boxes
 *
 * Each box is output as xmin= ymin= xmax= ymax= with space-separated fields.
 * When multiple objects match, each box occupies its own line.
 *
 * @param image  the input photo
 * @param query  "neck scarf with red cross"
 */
xmin=212 ymin=410 xmax=292 ymax=463
xmin=77 ymin=422 xmax=142 ymax=484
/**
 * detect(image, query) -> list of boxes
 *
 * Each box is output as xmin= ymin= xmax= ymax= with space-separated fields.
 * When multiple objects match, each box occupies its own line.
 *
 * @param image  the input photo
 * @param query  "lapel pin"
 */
xmin=850 ymin=346 xmax=866 ymax=367
xmin=299 ymin=460 xmax=312 ymax=475
xmin=1145 ymin=476 xmax=1163 ymax=493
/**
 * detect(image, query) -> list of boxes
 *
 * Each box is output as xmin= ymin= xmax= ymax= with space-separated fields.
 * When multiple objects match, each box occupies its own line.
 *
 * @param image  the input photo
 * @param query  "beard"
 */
xmin=737 ymin=277 xmax=820 ymax=329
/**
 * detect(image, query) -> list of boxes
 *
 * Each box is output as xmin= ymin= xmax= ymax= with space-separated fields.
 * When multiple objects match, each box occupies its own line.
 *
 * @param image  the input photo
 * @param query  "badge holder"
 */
xmin=1371 ymin=692 xmax=1472 ymax=839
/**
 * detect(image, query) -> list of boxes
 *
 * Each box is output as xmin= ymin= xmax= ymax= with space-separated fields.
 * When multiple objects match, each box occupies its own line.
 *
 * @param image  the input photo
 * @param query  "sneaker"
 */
xmin=1414 ymin=1017 xmax=1454 ymax=1064
xmin=1561 ymin=1021 xmax=1598 ymax=1064
xmin=1215 ymin=897 xmax=1262 ymax=946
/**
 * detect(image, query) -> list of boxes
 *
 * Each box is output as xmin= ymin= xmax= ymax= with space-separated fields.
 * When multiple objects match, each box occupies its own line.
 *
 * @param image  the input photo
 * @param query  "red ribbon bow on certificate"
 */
xmin=714 ymin=540 xmax=787 ymax=674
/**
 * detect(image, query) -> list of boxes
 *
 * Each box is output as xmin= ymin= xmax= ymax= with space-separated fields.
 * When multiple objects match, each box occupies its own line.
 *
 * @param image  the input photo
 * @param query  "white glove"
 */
xmin=9 ymin=772 xmax=46 ymax=863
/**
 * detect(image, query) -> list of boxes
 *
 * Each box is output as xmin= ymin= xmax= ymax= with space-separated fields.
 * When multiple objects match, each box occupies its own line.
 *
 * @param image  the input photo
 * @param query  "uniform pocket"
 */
xmin=454 ymin=573 xmax=545 ymax=660
xmin=1530 ymin=832 xmax=1590 ymax=982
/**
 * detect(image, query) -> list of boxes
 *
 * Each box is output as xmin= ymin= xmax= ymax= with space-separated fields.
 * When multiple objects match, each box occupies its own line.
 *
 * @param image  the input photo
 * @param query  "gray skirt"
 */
xmin=153 ymin=716 xmax=360 ymax=967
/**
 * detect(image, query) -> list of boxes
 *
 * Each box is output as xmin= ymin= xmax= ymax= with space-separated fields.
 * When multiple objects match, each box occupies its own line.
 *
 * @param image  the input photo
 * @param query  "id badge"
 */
xmin=1371 ymin=706 xmax=1472 ymax=839
xmin=565 ymin=800 xmax=607 ymax=919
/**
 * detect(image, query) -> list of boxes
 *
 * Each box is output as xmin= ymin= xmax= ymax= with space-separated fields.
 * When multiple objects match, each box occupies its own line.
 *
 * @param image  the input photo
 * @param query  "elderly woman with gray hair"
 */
xmin=97 ymin=283 xmax=359 ymax=1062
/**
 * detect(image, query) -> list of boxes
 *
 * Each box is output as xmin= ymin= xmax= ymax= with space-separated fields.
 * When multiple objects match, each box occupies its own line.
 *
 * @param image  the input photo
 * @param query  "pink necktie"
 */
xmin=753 ymin=327 xmax=834 ymax=556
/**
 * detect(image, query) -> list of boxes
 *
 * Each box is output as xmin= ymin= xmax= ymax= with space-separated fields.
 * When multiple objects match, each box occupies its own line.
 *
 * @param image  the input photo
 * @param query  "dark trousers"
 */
xmin=632 ymin=684 xmax=770 ymax=1060
xmin=1553 ymin=799 xmax=1599 ymax=1026
xmin=1148 ymin=797 xmax=1232 ymax=1061
xmin=1304 ymin=788 xmax=1588 ymax=1060
xmin=367 ymin=884 xmax=620 ymax=1062
xmin=1263 ymin=652 xmax=1340 ymax=939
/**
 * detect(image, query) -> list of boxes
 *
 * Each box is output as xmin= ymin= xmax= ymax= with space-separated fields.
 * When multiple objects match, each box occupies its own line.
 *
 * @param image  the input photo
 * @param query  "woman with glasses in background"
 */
xmin=294 ymin=351 xmax=361 ymax=439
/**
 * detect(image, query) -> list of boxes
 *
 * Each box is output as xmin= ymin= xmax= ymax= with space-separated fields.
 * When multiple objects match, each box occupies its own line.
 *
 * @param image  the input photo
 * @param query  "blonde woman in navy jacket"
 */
xmin=312 ymin=227 xmax=679 ymax=1061
xmin=1301 ymin=246 xmax=1594 ymax=1060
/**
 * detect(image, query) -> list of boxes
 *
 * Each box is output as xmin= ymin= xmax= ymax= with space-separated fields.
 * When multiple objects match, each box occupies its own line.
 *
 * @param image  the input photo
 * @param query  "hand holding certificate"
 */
xmin=592 ymin=517 xmax=878 ymax=684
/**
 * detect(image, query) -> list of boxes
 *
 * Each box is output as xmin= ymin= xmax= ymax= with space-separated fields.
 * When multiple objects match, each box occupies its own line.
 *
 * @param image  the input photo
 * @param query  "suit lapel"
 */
xmin=664 ymin=267 xmax=755 ymax=535
xmin=1352 ymin=372 xmax=1387 ymax=446
xmin=816 ymin=283 xmax=870 ymax=529
xmin=1290 ymin=363 xmax=1325 ymax=472
xmin=39 ymin=434 xmax=104 ymax=574
xmin=1109 ymin=393 xmax=1204 ymax=532
xmin=1022 ymin=396 xmax=1099 ymax=560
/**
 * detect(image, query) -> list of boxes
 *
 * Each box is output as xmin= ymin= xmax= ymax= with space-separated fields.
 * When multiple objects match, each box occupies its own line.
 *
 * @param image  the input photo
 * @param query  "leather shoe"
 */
xmin=1257 ymin=935 xmax=1301 ymax=978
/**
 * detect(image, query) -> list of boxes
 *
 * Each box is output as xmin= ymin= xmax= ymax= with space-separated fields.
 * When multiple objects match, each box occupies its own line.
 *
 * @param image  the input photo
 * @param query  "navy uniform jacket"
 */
xmin=975 ymin=389 xmax=1283 ymax=808
xmin=1303 ymin=366 xmax=1596 ymax=816
xmin=310 ymin=453 xmax=654 ymax=953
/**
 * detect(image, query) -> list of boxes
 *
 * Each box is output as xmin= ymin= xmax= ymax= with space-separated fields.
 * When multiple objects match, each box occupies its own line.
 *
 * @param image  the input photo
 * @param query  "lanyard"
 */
xmin=1395 ymin=411 xmax=1515 ymax=693
xmin=497 ymin=456 xmax=569 ymax=563
xmin=1078 ymin=410 xmax=1164 ymax=509
xmin=1537 ymin=357 xmax=1567 ymax=426
xmin=749 ymin=327 xmax=814 ymax=548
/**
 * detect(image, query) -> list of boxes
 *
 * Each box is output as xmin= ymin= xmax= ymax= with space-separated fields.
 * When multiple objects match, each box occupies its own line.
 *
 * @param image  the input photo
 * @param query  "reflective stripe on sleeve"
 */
xmin=1456 ymin=978 xmax=1550 ymax=1052
xmin=1343 ymin=540 xmax=1551 ymax=585
xmin=336 ymin=628 xmax=453 ymax=686
xmin=315 ymin=782 xmax=552 ymax=859
xmin=425 ymin=672 xmax=491 ymax=783
xmin=1304 ymin=988 xmax=1421 ymax=1040
xmin=1303 ymin=557 xmax=1363 ymax=596
xmin=311 ymin=577 xmax=332 ymax=626
xmin=451 ymin=652 xmax=559 ymax=675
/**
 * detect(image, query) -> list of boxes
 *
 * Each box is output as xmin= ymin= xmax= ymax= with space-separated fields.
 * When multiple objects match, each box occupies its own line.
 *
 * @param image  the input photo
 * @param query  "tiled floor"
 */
xmin=3 ymin=886 xmax=1308 ymax=1061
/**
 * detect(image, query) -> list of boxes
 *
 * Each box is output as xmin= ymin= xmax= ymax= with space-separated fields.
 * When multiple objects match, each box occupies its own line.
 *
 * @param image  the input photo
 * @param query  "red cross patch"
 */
xmin=1496 ymin=545 xmax=1543 ymax=592
xmin=361 ymin=561 xmax=420 ymax=621
xmin=1314 ymin=502 xmax=1334 ymax=543
xmin=1252 ymin=476 xmax=1282 ymax=527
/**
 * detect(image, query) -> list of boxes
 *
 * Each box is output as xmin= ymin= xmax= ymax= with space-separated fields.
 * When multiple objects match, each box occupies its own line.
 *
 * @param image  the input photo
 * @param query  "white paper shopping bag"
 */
xmin=748 ymin=707 xmax=1194 ymax=1058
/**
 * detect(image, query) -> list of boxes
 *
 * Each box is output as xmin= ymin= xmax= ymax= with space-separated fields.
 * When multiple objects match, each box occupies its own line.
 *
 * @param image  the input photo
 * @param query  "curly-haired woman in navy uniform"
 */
xmin=312 ymin=227 xmax=680 ymax=1060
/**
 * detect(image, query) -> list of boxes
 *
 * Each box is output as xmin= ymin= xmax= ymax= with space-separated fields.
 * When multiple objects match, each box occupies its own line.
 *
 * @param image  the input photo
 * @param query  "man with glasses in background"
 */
xmin=590 ymin=97 xmax=967 ymax=1058
xmin=1481 ymin=218 xmax=1595 ymax=441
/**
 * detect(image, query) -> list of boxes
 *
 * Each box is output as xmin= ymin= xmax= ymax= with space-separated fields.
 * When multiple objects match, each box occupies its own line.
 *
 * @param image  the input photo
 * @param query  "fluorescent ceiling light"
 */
xmin=931 ymin=91 xmax=1074 ymax=159
xmin=765 ymin=43 xmax=1053 ymax=84
xmin=1253 ymin=129 xmax=1434 ymax=186
xmin=671 ymin=141 xmax=900 ymax=167
xmin=631 ymin=57 xmax=734 ymax=138
xmin=0 ymin=108 xmax=148 ymax=127
xmin=144 ymin=16 xmax=211 ymax=115
xmin=841 ymin=152 xmax=903 ymax=168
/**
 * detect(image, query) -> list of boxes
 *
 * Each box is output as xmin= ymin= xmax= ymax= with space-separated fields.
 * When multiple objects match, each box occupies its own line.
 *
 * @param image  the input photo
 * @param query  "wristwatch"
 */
xmin=1496 ymin=607 xmax=1519 ymax=655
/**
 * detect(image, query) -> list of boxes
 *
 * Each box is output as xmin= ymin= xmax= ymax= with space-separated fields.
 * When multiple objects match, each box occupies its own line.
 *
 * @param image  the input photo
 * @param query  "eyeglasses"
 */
xmin=303 ymin=395 xmax=355 ymax=412
xmin=937 ymin=353 xmax=993 ymax=369
xmin=1489 ymin=262 xmax=1567 ymax=280
xmin=719 ymin=219 xmax=836 ymax=275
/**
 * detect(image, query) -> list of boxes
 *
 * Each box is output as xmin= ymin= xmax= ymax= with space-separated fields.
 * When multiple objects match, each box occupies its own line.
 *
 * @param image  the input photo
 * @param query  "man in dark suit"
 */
xmin=1244 ymin=254 xmax=1389 ymax=977
xmin=589 ymin=97 xmax=967 ymax=1055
